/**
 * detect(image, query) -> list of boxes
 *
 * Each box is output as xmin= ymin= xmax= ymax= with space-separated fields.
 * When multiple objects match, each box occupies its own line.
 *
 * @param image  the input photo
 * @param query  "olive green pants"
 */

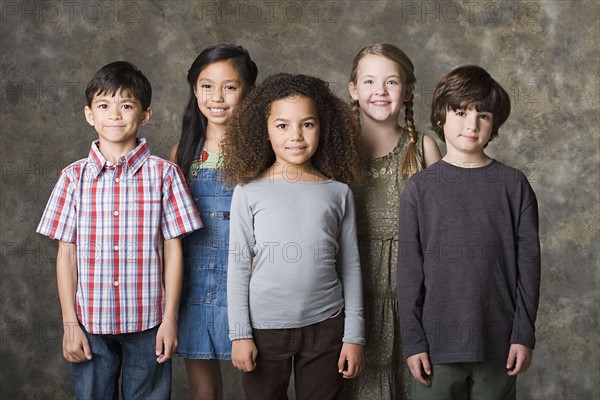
xmin=413 ymin=362 xmax=516 ymax=400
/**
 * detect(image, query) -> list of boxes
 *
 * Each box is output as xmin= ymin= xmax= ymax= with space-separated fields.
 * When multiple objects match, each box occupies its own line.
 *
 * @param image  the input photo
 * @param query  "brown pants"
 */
xmin=242 ymin=312 xmax=344 ymax=400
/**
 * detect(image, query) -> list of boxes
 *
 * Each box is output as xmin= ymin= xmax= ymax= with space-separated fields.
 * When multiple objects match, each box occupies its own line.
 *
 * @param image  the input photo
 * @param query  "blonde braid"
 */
xmin=400 ymin=96 xmax=424 ymax=178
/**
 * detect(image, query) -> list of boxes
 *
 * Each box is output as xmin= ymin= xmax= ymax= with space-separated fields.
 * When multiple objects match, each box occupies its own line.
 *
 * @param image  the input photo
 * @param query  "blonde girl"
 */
xmin=343 ymin=43 xmax=441 ymax=400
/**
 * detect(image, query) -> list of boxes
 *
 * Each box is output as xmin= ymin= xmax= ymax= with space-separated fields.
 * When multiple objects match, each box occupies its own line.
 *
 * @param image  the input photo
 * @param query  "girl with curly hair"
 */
xmin=343 ymin=43 xmax=441 ymax=400
xmin=169 ymin=44 xmax=258 ymax=400
xmin=222 ymin=73 xmax=365 ymax=400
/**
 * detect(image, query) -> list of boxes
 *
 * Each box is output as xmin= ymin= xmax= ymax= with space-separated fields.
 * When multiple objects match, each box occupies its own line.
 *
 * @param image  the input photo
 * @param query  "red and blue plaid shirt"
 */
xmin=37 ymin=139 xmax=202 ymax=334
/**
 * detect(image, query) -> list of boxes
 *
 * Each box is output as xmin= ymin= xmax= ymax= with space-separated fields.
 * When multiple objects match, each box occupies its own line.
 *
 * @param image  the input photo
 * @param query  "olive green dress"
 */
xmin=342 ymin=131 xmax=424 ymax=400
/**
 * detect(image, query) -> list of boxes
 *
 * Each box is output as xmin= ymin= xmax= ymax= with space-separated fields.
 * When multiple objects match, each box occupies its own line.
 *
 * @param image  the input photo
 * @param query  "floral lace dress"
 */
xmin=342 ymin=131 xmax=424 ymax=400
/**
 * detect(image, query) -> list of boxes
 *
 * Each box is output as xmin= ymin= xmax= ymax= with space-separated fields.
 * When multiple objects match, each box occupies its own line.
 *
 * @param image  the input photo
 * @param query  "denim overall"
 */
xmin=177 ymin=146 xmax=233 ymax=359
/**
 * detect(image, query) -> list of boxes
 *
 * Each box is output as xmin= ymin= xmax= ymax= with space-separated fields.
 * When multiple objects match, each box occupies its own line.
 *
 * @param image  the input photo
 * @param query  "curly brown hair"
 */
xmin=221 ymin=73 xmax=363 ymax=186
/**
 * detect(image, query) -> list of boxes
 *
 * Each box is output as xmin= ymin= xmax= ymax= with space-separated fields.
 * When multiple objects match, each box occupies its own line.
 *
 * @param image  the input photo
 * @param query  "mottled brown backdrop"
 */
xmin=1 ymin=1 xmax=598 ymax=399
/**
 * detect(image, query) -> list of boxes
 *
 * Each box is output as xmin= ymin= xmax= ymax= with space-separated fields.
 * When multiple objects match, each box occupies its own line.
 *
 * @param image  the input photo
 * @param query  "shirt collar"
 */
xmin=87 ymin=138 xmax=151 ymax=178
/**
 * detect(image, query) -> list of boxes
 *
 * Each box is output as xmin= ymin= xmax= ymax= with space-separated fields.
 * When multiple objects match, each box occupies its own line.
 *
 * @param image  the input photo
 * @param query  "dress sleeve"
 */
xmin=160 ymin=164 xmax=203 ymax=240
xmin=510 ymin=179 xmax=541 ymax=349
xmin=397 ymin=180 xmax=429 ymax=358
xmin=36 ymin=167 xmax=78 ymax=243
xmin=336 ymin=187 xmax=365 ymax=345
xmin=227 ymin=185 xmax=256 ymax=341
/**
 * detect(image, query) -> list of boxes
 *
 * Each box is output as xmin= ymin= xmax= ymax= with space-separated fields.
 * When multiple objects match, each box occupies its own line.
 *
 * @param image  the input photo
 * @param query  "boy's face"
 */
xmin=441 ymin=106 xmax=493 ymax=159
xmin=84 ymin=89 xmax=151 ymax=148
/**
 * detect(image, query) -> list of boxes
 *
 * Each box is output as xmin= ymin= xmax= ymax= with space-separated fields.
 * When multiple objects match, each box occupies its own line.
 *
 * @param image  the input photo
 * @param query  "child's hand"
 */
xmin=407 ymin=352 xmax=431 ymax=386
xmin=232 ymin=339 xmax=258 ymax=372
xmin=337 ymin=343 xmax=364 ymax=379
xmin=155 ymin=318 xmax=178 ymax=363
xmin=506 ymin=344 xmax=533 ymax=376
xmin=62 ymin=323 xmax=93 ymax=363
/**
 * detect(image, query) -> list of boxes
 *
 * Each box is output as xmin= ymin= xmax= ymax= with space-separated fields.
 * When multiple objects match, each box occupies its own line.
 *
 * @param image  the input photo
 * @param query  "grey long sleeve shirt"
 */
xmin=227 ymin=179 xmax=365 ymax=345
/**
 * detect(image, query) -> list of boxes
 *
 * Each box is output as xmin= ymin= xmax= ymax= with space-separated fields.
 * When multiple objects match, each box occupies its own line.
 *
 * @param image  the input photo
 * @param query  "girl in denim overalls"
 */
xmin=169 ymin=44 xmax=257 ymax=400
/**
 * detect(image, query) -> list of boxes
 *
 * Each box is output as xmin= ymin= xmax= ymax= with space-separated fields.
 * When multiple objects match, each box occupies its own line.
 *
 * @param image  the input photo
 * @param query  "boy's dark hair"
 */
xmin=175 ymin=44 xmax=258 ymax=178
xmin=85 ymin=61 xmax=152 ymax=110
xmin=221 ymin=73 xmax=363 ymax=186
xmin=431 ymin=65 xmax=510 ymax=145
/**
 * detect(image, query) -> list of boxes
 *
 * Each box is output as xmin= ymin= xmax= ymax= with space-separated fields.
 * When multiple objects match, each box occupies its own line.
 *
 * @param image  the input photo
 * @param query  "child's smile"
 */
xmin=267 ymin=96 xmax=320 ymax=176
xmin=349 ymin=54 xmax=410 ymax=125
xmin=195 ymin=60 xmax=243 ymax=129
xmin=84 ymin=89 xmax=151 ymax=152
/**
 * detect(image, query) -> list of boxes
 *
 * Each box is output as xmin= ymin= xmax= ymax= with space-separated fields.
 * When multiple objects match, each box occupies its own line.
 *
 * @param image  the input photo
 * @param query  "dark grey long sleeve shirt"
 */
xmin=398 ymin=160 xmax=540 ymax=364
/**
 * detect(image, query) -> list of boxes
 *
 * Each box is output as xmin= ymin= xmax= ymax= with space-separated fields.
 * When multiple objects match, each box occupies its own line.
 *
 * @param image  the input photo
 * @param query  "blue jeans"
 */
xmin=70 ymin=325 xmax=171 ymax=400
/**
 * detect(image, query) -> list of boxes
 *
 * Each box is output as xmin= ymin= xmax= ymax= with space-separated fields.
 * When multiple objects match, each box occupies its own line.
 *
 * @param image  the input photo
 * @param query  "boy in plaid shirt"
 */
xmin=37 ymin=61 xmax=202 ymax=399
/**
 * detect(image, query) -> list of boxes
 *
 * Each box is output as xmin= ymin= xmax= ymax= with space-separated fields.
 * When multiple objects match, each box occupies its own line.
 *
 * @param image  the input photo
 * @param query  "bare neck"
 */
xmin=360 ymin=117 xmax=404 ymax=159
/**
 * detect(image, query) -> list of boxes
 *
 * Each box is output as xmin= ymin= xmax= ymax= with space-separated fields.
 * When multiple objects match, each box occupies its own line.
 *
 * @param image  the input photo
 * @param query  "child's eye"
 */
xmin=364 ymin=79 xmax=373 ymax=84
xmin=122 ymin=104 xmax=133 ymax=110
xmin=98 ymin=104 xmax=107 ymax=109
xmin=387 ymin=80 xmax=399 ymax=85
xmin=455 ymin=110 xmax=465 ymax=116
xmin=225 ymin=85 xmax=238 ymax=91
xmin=479 ymin=114 xmax=493 ymax=121
xmin=302 ymin=122 xmax=314 ymax=128
xmin=277 ymin=123 xmax=287 ymax=129
xmin=201 ymin=84 xmax=213 ymax=90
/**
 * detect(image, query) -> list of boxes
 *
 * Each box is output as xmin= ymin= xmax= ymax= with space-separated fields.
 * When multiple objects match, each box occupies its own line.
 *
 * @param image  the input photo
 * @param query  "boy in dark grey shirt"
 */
xmin=397 ymin=65 xmax=540 ymax=399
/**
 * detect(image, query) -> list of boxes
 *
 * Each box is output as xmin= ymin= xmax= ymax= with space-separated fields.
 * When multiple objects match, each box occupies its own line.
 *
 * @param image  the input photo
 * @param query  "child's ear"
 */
xmin=141 ymin=107 xmax=153 ymax=125
xmin=348 ymin=82 xmax=359 ymax=101
xmin=84 ymin=106 xmax=94 ymax=126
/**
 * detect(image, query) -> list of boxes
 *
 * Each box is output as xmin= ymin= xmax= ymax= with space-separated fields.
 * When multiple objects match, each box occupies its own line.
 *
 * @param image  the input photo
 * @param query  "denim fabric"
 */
xmin=70 ymin=325 xmax=171 ymax=400
xmin=177 ymin=166 xmax=233 ymax=359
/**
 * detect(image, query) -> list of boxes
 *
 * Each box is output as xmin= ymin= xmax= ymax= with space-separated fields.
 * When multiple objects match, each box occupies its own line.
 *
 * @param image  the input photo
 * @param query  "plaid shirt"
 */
xmin=37 ymin=139 xmax=202 ymax=334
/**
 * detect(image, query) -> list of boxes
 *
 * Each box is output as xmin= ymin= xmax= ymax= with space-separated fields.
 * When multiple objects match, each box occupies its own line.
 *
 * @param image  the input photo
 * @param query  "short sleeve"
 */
xmin=160 ymin=164 xmax=203 ymax=240
xmin=36 ymin=168 xmax=78 ymax=243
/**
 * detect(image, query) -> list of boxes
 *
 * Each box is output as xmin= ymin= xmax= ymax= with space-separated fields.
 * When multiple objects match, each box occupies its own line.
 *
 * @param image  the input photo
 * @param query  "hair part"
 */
xmin=221 ymin=73 xmax=363 ymax=186
xmin=431 ymin=65 xmax=511 ymax=144
xmin=85 ymin=61 xmax=152 ymax=110
xmin=349 ymin=43 xmax=423 ymax=178
xmin=175 ymin=44 xmax=258 ymax=177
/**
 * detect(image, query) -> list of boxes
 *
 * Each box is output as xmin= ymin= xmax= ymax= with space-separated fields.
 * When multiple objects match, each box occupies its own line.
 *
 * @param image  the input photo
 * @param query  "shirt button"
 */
xmin=114 ymin=245 xmax=119 ymax=251
xmin=114 ymin=281 xmax=119 ymax=286
xmin=115 ymin=177 xmax=120 ymax=183
xmin=114 ymin=210 xmax=119 ymax=216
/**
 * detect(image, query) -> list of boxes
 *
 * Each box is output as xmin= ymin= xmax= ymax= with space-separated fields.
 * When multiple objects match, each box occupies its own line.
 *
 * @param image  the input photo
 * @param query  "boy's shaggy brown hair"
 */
xmin=221 ymin=73 xmax=363 ymax=186
xmin=431 ymin=65 xmax=511 ymax=145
